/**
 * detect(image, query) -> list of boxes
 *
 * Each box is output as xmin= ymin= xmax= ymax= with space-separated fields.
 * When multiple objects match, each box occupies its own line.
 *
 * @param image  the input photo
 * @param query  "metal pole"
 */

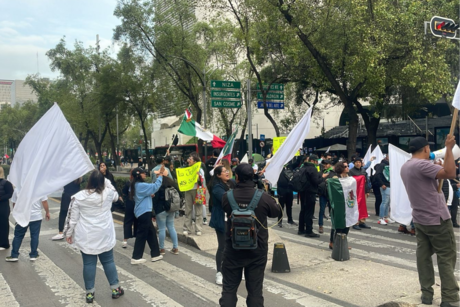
xmin=203 ymin=68 xmax=208 ymax=160
xmin=116 ymin=105 xmax=119 ymax=170
xmin=247 ymin=79 xmax=253 ymax=157
xmin=426 ymin=116 xmax=428 ymax=141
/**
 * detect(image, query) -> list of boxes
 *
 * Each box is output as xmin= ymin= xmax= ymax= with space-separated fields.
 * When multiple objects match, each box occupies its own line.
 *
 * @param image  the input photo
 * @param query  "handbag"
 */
xmin=194 ymin=187 xmax=207 ymax=205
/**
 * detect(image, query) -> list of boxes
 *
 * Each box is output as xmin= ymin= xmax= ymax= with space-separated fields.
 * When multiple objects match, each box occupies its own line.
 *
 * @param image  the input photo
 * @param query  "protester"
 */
xmin=6 ymin=191 xmax=50 ymax=261
xmin=370 ymin=169 xmax=382 ymax=216
xmin=219 ymin=163 xmax=281 ymax=306
xmin=183 ymin=154 xmax=206 ymax=236
xmin=52 ymin=178 xmax=82 ymax=241
xmin=209 ymin=165 xmax=236 ymax=285
xmin=298 ymin=154 xmax=322 ymax=238
xmin=276 ymin=163 xmax=297 ymax=228
xmin=348 ymin=158 xmax=371 ymax=230
xmin=152 ymin=175 xmax=180 ymax=256
xmin=401 ymin=136 xmax=459 ymax=307
xmin=151 ymin=156 xmax=173 ymax=181
xmin=64 ymin=170 xmax=124 ymax=303
xmin=0 ymin=167 xmax=14 ymax=250
xmin=130 ymin=167 xmax=165 ymax=264
xmin=121 ymin=170 xmax=137 ymax=248
xmin=375 ymin=156 xmax=394 ymax=225
xmin=221 ymin=159 xmax=233 ymax=179
xmin=317 ymin=159 xmax=335 ymax=233
xmin=248 ymin=158 xmax=258 ymax=174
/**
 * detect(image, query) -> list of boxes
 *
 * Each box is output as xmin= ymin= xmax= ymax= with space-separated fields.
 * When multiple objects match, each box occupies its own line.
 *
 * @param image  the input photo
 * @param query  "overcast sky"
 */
xmin=0 ymin=0 xmax=120 ymax=81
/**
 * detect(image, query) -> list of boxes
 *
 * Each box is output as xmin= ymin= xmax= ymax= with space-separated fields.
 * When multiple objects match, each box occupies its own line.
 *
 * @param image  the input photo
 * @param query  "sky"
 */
xmin=0 ymin=0 xmax=121 ymax=80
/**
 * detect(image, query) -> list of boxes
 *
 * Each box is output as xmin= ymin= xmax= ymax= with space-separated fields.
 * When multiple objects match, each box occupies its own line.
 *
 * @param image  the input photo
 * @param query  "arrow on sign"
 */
xmin=212 ymin=81 xmax=216 ymax=87
xmin=237 ymin=92 xmax=241 ymax=98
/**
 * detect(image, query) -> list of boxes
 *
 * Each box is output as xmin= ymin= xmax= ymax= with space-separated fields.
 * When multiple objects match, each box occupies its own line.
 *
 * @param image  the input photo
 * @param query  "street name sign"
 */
xmin=211 ymin=100 xmax=242 ymax=108
xmin=256 ymin=83 xmax=284 ymax=91
xmin=257 ymin=101 xmax=285 ymax=109
xmin=211 ymin=80 xmax=241 ymax=89
xmin=257 ymin=92 xmax=284 ymax=100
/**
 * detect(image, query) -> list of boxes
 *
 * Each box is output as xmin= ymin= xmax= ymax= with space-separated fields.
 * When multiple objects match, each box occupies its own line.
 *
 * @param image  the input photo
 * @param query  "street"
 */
xmin=0 ymin=195 xmax=458 ymax=307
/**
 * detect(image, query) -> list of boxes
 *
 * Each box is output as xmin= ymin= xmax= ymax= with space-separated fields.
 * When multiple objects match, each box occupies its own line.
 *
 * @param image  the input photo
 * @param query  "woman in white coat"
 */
xmin=64 ymin=170 xmax=123 ymax=304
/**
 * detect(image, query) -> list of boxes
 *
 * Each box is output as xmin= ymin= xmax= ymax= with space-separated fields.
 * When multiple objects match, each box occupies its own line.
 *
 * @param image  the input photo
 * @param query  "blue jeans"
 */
xmin=81 ymin=249 xmax=119 ymax=294
xmin=318 ymin=195 xmax=329 ymax=226
xmin=379 ymin=187 xmax=391 ymax=218
xmin=157 ymin=211 xmax=178 ymax=249
xmin=11 ymin=220 xmax=42 ymax=258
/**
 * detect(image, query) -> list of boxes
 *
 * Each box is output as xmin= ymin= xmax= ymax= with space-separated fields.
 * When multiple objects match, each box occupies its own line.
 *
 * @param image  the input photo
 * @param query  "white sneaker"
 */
xmin=51 ymin=234 xmax=64 ymax=241
xmin=122 ymin=241 xmax=128 ymax=248
xmin=131 ymin=258 xmax=146 ymax=265
xmin=216 ymin=272 xmax=223 ymax=285
xmin=203 ymin=218 xmax=208 ymax=225
xmin=183 ymin=231 xmax=189 ymax=236
xmin=30 ymin=255 xmax=39 ymax=261
xmin=151 ymin=255 xmax=163 ymax=262
xmin=386 ymin=218 xmax=396 ymax=224
xmin=196 ymin=232 xmax=202 ymax=236
xmin=0 ymin=247 xmax=6 ymax=251
xmin=5 ymin=257 xmax=18 ymax=262
xmin=378 ymin=218 xmax=387 ymax=225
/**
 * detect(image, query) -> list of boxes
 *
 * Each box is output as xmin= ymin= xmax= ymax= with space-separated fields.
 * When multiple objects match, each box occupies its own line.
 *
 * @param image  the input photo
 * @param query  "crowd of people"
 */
xmin=0 ymin=136 xmax=458 ymax=306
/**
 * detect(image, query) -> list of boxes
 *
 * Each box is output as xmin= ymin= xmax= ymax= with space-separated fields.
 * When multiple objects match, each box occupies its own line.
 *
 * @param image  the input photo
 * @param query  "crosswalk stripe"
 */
xmin=113 ymin=241 xmax=248 ymax=307
xmin=0 ymin=273 xmax=19 ymax=307
xmin=23 ymin=247 xmax=102 ymax=307
xmin=161 ymin=242 xmax=343 ymax=307
xmin=57 ymin=242 xmax=184 ymax=307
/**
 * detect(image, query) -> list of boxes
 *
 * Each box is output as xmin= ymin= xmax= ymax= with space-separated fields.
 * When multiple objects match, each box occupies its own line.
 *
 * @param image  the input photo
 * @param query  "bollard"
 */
xmin=271 ymin=243 xmax=290 ymax=273
xmin=331 ymin=233 xmax=350 ymax=261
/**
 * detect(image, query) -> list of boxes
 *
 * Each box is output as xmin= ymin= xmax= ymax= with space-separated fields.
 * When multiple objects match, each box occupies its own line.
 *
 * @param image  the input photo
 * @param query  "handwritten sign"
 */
xmin=176 ymin=162 xmax=201 ymax=192
xmin=273 ymin=137 xmax=300 ymax=156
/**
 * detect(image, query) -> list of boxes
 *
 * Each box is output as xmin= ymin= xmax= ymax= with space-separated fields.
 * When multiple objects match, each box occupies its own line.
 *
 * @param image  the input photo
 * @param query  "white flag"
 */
xmin=452 ymin=80 xmax=460 ymax=110
xmin=366 ymin=145 xmax=384 ymax=177
xmin=241 ymin=153 xmax=248 ymax=163
xmin=264 ymin=107 xmax=313 ymax=186
xmin=8 ymin=103 xmax=94 ymax=227
xmin=363 ymin=145 xmax=372 ymax=166
xmin=388 ymin=144 xmax=412 ymax=225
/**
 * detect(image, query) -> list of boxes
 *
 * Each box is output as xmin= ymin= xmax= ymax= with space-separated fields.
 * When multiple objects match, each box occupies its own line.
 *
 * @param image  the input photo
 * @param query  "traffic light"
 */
xmin=430 ymin=16 xmax=459 ymax=39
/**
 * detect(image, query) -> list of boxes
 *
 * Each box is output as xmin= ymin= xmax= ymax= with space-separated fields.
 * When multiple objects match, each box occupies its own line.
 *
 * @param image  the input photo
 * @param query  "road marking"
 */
xmin=58 ymin=242 xmax=184 ymax=307
xmin=0 ymin=273 xmax=19 ymax=307
xmin=113 ymin=240 xmax=247 ymax=307
xmin=162 ymin=242 xmax=342 ymax=307
xmin=24 ymin=248 xmax=102 ymax=307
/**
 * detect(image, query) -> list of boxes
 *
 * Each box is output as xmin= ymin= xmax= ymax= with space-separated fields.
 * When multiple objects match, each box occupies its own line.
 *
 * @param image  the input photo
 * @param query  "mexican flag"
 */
xmin=178 ymin=110 xmax=226 ymax=148
xmin=214 ymin=127 xmax=238 ymax=166
xmin=352 ymin=175 xmax=368 ymax=220
xmin=327 ymin=176 xmax=360 ymax=229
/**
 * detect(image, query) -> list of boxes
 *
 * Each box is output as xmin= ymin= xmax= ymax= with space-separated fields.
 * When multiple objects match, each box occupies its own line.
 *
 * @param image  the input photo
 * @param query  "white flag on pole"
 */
xmin=452 ymin=80 xmax=460 ymax=110
xmin=363 ymin=145 xmax=372 ymax=165
xmin=388 ymin=144 xmax=412 ymax=225
xmin=8 ymin=103 xmax=94 ymax=227
xmin=264 ymin=107 xmax=313 ymax=186
xmin=366 ymin=145 xmax=384 ymax=177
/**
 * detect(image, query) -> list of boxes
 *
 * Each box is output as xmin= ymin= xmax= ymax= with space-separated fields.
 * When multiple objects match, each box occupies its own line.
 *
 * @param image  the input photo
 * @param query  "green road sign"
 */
xmin=256 ymin=83 xmax=284 ymax=91
xmin=211 ymin=100 xmax=242 ymax=108
xmin=210 ymin=80 xmax=241 ymax=89
xmin=211 ymin=90 xmax=241 ymax=99
xmin=257 ymin=92 xmax=284 ymax=100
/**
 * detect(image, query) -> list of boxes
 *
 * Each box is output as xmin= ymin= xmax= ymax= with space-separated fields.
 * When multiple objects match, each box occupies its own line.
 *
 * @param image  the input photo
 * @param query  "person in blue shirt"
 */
xmin=129 ymin=167 xmax=165 ymax=264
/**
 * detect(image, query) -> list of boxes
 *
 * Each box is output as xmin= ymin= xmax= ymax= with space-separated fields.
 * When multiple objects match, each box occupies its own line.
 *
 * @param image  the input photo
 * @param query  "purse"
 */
xmin=194 ymin=187 xmax=207 ymax=205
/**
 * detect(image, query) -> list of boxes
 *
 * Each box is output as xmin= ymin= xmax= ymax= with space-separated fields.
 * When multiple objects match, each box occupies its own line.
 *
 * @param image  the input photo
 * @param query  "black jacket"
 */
xmin=222 ymin=181 xmax=281 ymax=257
xmin=301 ymin=162 xmax=322 ymax=194
xmin=374 ymin=160 xmax=390 ymax=188
xmin=349 ymin=167 xmax=371 ymax=193
xmin=442 ymin=179 xmax=459 ymax=208
xmin=277 ymin=168 xmax=293 ymax=195
xmin=152 ymin=177 xmax=180 ymax=216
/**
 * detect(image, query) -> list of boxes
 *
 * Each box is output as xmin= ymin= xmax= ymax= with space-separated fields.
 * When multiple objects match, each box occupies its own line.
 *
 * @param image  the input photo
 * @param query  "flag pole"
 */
xmin=437 ymin=109 xmax=459 ymax=192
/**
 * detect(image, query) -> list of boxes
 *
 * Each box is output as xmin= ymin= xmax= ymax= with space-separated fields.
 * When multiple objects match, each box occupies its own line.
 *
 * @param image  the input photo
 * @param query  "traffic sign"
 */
xmin=211 ymin=100 xmax=242 ymax=108
xmin=257 ymin=101 xmax=285 ymax=109
xmin=256 ymin=83 xmax=284 ymax=91
xmin=260 ymin=134 xmax=265 ymax=141
xmin=211 ymin=80 xmax=241 ymax=89
xmin=257 ymin=92 xmax=284 ymax=100
xmin=211 ymin=90 xmax=241 ymax=99
xmin=260 ymin=141 xmax=265 ymax=148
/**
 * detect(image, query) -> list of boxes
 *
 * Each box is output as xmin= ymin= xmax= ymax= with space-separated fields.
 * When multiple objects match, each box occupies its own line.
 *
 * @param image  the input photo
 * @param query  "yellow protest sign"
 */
xmin=176 ymin=162 xmax=201 ymax=192
xmin=273 ymin=137 xmax=300 ymax=156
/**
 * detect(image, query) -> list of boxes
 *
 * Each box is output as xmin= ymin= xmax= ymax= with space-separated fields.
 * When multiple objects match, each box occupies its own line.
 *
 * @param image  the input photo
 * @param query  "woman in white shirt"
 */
xmin=64 ymin=170 xmax=123 ymax=304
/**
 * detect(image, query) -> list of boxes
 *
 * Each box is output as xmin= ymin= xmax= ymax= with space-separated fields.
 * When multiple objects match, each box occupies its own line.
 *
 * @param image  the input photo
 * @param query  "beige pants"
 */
xmin=183 ymin=189 xmax=203 ymax=233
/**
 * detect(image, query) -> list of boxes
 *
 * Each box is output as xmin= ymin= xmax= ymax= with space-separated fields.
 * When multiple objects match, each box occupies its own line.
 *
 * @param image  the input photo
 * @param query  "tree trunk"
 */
xmin=367 ymin=117 xmax=380 ymax=151
xmin=140 ymin=119 xmax=153 ymax=170
xmin=83 ymin=131 xmax=90 ymax=152
xmin=344 ymin=102 xmax=359 ymax=160
xmin=107 ymin=124 xmax=119 ymax=168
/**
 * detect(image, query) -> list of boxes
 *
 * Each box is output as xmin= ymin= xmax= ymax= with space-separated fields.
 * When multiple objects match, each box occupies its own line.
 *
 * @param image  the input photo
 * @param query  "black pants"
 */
xmin=0 ymin=204 xmax=10 ymax=249
xmin=298 ymin=193 xmax=316 ymax=233
xmin=216 ymin=230 xmax=225 ymax=272
xmin=372 ymin=183 xmax=382 ymax=216
xmin=330 ymin=227 xmax=350 ymax=243
xmin=278 ymin=192 xmax=294 ymax=224
xmin=132 ymin=212 xmax=160 ymax=259
xmin=58 ymin=193 xmax=72 ymax=232
xmin=449 ymin=204 xmax=458 ymax=225
xmin=123 ymin=200 xmax=138 ymax=239
xmin=220 ymin=253 xmax=267 ymax=307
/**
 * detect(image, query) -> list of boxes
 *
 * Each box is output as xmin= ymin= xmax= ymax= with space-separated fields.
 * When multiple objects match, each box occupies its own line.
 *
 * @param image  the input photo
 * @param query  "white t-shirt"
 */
xmin=252 ymin=164 xmax=259 ymax=173
xmin=11 ymin=190 xmax=48 ymax=222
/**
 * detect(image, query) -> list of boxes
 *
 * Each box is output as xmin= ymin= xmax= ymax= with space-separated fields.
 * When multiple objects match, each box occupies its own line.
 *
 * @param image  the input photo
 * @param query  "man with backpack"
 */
xmin=297 ymin=154 xmax=323 ymax=238
xmin=219 ymin=163 xmax=281 ymax=307
xmin=276 ymin=164 xmax=297 ymax=227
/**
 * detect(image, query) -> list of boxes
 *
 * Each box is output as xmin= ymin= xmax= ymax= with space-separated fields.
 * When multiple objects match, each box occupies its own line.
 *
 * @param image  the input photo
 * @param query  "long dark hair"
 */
xmin=130 ymin=168 xmax=145 ymax=200
xmin=85 ymin=170 xmax=105 ymax=194
xmin=99 ymin=162 xmax=112 ymax=177
xmin=208 ymin=166 xmax=235 ymax=194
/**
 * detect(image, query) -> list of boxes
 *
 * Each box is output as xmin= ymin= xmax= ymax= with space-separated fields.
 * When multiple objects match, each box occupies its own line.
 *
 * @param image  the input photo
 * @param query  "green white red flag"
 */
xmin=214 ymin=127 xmax=238 ymax=166
xmin=178 ymin=110 xmax=226 ymax=148
xmin=327 ymin=177 xmax=360 ymax=229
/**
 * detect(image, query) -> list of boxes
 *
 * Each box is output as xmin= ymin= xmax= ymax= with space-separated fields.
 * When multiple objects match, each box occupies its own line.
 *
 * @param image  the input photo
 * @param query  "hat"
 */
xmin=234 ymin=163 xmax=254 ymax=181
xmin=132 ymin=167 xmax=145 ymax=177
xmin=321 ymin=159 xmax=332 ymax=165
xmin=409 ymin=137 xmax=429 ymax=153
xmin=310 ymin=154 xmax=318 ymax=160
xmin=231 ymin=158 xmax=238 ymax=162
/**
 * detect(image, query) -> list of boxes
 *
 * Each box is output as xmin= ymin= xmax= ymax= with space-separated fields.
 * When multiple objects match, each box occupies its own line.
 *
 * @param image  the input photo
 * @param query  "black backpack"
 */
xmin=288 ymin=167 xmax=309 ymax=192
xmin=227 ymin=189 xmax=263 ymax=250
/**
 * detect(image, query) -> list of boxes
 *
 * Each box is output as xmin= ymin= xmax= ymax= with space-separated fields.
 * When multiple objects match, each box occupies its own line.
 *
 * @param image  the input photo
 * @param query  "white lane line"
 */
xmin=23 ymin=248 xmax=102 ymax=307
xmin=57 ymin=242 xmax=184 ymax=307
xmin=0 ymin=273 xmax=19 ymax=307
xmin=113 ymin=240 xmax=247 ymax=307
xmin=275 ymin=231 xmax=460 ymax=278
xmin=162 ymin=242 xmax=342 ymax=307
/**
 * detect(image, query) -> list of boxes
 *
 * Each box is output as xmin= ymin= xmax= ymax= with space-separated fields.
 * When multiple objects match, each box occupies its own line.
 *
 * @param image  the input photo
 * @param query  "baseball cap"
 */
xmin=321 ymin=159 xmax=332 ymax=165
xmin=234 ymin=163 xmax=254 ymax=181
xmin=408 ymin=137 xmax=429 ymax=153
xmin=310 ymin=154 xmax=318 ymax=160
